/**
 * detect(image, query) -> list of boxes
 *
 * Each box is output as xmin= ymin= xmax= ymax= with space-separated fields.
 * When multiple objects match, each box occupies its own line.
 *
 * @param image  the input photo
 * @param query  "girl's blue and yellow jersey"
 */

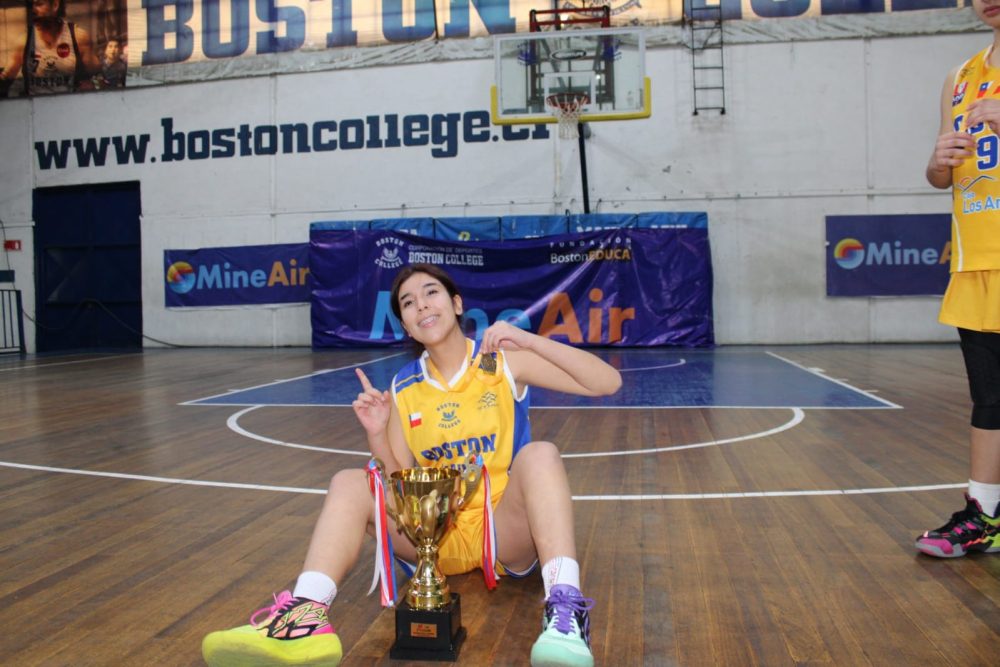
xmin=940 ymin=45 xmax=1000 ymax=332
xmin=949 ymin=45 xmax=1000 ymax=273
xmin=390 ymin=338 xmax=532 ymax=514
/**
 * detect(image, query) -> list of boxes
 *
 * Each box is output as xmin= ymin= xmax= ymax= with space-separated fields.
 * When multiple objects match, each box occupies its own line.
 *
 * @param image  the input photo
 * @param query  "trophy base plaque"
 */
xmin=390 ymin=593 xmax=466 ymax=662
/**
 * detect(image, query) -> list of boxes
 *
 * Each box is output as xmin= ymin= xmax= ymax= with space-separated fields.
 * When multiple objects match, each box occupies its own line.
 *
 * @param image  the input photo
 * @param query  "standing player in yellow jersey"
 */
xmin=202 ymin=263 xmax=622 ymax=666
xmin=915 ymin=0 xmax=1000 ymax=557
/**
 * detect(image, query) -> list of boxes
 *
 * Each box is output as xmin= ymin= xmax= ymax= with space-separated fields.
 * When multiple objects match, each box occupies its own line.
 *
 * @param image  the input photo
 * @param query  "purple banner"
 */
xmin=826 ymin=214 xmax=950 ymax=297
xmin=310 ymin=228 xmax=713 ymax=348
xmin=164 ymin=243 xmax=310 ymax=307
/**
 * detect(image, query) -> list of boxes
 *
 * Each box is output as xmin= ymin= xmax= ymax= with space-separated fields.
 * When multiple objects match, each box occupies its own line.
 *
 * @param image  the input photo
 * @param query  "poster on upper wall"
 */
xmin=0 ymin=0 xmax=972 ymax=98
xmin=826 ymin=214 xmax=950 ymax=297
xmin=164 ymin=243 xmax=310 ymax=307
xmin=0 ymin=0 xmax=127 ymax=97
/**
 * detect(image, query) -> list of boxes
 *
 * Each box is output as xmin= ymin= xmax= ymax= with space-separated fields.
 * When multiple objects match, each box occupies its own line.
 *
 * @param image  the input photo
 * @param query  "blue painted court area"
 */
xmin=185 ymin=349 xmax=897 ymax=410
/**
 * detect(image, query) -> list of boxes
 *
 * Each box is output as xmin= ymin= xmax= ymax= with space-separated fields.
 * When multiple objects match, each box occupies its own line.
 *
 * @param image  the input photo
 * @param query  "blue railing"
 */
xmin=310 ymin=212 xmax=707 ymax=242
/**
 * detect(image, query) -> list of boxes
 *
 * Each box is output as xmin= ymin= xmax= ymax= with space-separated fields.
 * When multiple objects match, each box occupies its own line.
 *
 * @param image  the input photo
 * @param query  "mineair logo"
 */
xmin=165 ymin=259 xmax=309 ymax=293
xmin=166 ymin=261 xmax=196 ymax=293
xmin=833 ymin=238 xmax=864 ymax=270
xmin=833 ymin=237 xmax=946 ymax=270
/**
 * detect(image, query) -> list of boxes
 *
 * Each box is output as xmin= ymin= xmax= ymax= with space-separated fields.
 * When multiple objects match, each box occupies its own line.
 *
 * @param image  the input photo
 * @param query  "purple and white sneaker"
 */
xmin=530 ymin=584 xmax=595 ymax=667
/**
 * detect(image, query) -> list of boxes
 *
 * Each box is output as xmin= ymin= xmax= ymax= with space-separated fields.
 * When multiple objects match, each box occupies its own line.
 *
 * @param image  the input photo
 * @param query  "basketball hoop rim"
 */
xmin=545 ymin=92 xmax=590 ymax=112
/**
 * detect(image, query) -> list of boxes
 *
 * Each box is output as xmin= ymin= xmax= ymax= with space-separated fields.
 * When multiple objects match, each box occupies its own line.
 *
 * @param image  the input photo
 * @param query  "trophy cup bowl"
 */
xmin=371 ymin=456 xmax=482 ymax=660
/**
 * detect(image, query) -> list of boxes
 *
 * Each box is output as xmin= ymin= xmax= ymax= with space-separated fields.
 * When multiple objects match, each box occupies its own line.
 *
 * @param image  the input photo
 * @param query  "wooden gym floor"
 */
xmin=0 ymin=344 xmax=997 ymax=666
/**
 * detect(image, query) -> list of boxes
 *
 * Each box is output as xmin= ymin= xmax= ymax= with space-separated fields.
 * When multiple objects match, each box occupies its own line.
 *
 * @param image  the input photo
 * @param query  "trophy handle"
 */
xmin=456 ymin=454 xmax=483 ymax=509
xmin=369 ymin=457 xmax=401 ymax=523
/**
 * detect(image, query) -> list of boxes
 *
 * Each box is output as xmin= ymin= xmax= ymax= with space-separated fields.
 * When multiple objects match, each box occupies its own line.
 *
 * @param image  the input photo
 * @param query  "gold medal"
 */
xmin=478 ymin=352 xmax=497 ymax=375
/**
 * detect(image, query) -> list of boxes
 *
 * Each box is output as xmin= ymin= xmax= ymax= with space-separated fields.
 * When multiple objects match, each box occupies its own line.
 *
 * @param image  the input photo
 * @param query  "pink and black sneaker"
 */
xmin=915 ymin=494 xmax=1000 ymax=558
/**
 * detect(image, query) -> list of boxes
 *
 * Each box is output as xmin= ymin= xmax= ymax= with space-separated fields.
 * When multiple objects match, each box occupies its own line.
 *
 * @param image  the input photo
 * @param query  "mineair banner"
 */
xmin=309 ymin=227 xmax=714 ymax=347
xmin=826 ymin=214 xmax=950 ymax=297
xmin=164 ymin=242 xmax=310 ymax=306
xmin=0 ymin=1 xmax=969 ymax=98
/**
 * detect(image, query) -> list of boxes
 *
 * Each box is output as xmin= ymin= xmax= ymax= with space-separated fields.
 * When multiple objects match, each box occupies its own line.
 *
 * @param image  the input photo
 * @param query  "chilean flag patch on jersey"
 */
xmin=409 ymin=412 xmax=422 ymax=428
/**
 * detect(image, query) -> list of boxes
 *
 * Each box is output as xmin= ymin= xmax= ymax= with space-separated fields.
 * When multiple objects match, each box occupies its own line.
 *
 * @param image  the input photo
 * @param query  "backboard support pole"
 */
xmin=578 ymin=122 xmax=590 ymax=214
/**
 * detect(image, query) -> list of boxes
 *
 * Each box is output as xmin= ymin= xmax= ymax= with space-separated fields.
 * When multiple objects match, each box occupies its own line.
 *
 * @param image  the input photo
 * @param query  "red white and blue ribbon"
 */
xmin=479 ymin=455 xmax=498 ymax=590
xmin=366 ymin=460 xmax=397 ymax=607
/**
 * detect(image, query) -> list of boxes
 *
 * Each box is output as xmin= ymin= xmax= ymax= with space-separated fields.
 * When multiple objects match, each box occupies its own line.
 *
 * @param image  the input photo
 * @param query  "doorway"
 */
xmin=33 ymin=182 xmax=142 ymax=352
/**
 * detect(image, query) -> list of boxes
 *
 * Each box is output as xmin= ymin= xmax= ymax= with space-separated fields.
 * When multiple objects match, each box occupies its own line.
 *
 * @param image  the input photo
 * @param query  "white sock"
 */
xmin=541 ymin=557 xmax=580 ymax=599
xmin=968 ymin=479 xmax=1000 ymax=517
xmin=293 ymin=571 xmax=337 ymax=605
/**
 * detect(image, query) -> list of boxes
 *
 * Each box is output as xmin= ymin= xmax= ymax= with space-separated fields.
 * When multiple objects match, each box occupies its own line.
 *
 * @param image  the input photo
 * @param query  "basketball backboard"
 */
xmin=491 ymin=28 xmax=650 ymax=126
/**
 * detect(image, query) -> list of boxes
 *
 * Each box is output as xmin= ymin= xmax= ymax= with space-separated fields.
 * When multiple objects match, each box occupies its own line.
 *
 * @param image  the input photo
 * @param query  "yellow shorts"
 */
xmin=412 ymin=505 xmax=536 ymax=579
xmin=939 ymin=270 xmax=1000 ymax=332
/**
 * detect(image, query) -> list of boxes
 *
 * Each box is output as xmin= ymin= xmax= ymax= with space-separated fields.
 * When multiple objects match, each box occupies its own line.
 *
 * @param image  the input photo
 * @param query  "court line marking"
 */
xmin=0 ymin=354 xmax=136 ymax=373
xmin=227 ymin=406 xmax=367 ymax=456
xmin=201 ymin=402 xmax=896 ymax=410
xmin=0 ymin=460 xmax=965 ymax=499
xmin=573 ymin=483 xmax=967 ymax=501
xmin=532 ymin=404 xmax=892 ymax=410
xmin=561 ymin=408 xmax=806 ymax=458
xmin=226 ymin=406 xmax=806 ymax=458
xmin=0 ymin=350 xmax=921 ymax=498
xmin=766 ymin=351 xmax=903 ymax=409
xmin=0 ymin=460 xmax=327 ymax=494
xmin=186 ymin=351 xmax=894 ymax=410
xmin=617 ymin=359 xmax=686 ymax=372
xmin=180 ymin=352 xmax=409 ymax=405
xmin=190 ymin=354 xmax=680 ymax=408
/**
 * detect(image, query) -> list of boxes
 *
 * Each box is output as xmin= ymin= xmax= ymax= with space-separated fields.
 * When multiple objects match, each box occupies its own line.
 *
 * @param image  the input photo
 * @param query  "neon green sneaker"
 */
xmin=530 ymin=584 xmax=595 ymax=667
xmin=202 ymin=591 xmax=343 ymax=666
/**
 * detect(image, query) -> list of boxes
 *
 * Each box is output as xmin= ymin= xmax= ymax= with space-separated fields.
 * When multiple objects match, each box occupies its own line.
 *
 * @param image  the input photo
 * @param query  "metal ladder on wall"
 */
xmin=687 ymin=4 xmax=726 ymax=115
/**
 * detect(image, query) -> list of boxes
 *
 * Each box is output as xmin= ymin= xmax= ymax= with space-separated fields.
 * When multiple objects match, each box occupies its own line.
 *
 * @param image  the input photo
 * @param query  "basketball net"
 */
xmin=546 ymin=92 xmax=589 ymax=140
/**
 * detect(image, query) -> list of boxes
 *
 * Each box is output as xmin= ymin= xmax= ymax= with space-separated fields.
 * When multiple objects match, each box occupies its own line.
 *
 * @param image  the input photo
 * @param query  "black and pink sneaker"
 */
xmin=915 ymin=494 xmax=1000 ymax=558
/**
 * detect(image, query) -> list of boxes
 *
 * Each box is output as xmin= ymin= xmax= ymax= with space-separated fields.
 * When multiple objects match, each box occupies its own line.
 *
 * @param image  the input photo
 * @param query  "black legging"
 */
xmin=959 ymin=327 xmax=1000 ymax=429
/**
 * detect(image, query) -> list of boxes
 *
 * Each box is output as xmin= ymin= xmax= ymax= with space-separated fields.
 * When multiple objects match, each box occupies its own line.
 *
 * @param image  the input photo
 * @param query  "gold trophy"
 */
xmin=370 ymin=455 xmax=482 ymax=660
